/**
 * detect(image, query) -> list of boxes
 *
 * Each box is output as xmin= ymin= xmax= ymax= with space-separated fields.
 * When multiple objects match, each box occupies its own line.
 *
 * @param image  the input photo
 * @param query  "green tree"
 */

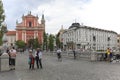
xmin=33 ymin=38 xmax=40 ymax=49
xmin=28 ymin=39 xmax=34 ymax=48
xmin=56 ymin=33 xmax=62 ymax=49
xmin=0 ymin=32 xmax=2 ymax=45
xmin=43 ymin=32 xmax=48 ymax=50
xmin=0 ymin=24 xmax=8 ymax=45
xmin=0 ymin=0 xmax=5 ymax=45
xmin=15 ymin=40 xmax=25 ymax=48
xmin=48 ymin=34 xmax=54 ymax=51
xmin=28 ymin=38 xmax=41 ymax=49
xmin=0 ymin=0 xmax=5 ymax=26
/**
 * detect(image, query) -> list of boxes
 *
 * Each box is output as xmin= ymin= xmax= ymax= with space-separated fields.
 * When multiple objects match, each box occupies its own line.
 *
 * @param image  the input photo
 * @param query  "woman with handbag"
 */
xmin=28 ymin=50 xmax=35 ymax=69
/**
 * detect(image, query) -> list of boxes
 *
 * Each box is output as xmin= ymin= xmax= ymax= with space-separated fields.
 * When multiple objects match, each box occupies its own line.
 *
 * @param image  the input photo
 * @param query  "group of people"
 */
xmin=6 ymin=46 xmax=43 ymax=70
xmin=28 ymin=48 xmax=43 ymax=70
xmin=6 ymin=46 xmax=113 ymax=71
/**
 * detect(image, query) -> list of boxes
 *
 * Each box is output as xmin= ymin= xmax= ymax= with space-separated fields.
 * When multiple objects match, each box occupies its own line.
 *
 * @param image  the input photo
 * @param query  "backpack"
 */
xmin=28 ymin=57 xmax=31 ymax=64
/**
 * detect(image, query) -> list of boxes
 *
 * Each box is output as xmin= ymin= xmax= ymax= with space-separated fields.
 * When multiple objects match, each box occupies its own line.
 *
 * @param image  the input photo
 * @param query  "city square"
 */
xmin=1 ymin=0 xmax=120 ymax=80
xmin=1 ymin=51 xmax=120 ymax=80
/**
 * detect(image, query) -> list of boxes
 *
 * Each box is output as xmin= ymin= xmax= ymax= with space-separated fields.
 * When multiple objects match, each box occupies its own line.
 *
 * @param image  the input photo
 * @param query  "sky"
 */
xmin=2 ymin=0 xmax=120 ymax=34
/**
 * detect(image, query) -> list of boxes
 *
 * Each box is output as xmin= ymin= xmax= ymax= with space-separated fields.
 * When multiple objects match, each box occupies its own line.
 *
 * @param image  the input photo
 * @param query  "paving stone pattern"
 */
xmin=0 ymin=51 xmax=120 ymax=80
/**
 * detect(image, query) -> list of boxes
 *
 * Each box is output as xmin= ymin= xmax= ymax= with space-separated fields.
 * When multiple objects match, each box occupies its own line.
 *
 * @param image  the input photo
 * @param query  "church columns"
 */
xmin=16 ymin=31 xmax=18 ymax=41
xmin=22 ymin=31 xmax=26 ymax=42
xmin=25 ymin=31 xmax=26 ymax=43
xmin=34 ymin=31 xmax=38 ymax=39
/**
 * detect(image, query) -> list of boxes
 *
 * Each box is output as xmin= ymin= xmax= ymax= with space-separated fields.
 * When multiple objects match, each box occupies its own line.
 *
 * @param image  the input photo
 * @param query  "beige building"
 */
xmin=6 ymin=31 xmax=16 ymax=46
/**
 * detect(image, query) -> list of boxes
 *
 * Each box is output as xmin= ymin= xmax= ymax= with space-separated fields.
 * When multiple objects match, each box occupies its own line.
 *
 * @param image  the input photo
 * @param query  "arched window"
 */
xmin=29 ymin=22 xmax=32 ymax=27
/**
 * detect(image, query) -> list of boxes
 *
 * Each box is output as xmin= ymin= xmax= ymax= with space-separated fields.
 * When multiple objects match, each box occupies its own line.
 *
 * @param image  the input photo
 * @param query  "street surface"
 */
xmin=0 ymin=51 xmax=120 ymax=80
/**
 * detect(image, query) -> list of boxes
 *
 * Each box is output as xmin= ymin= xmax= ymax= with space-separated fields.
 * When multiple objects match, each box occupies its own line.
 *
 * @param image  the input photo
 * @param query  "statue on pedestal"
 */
xmin=0 ymin=23 xmax=8 ymax=56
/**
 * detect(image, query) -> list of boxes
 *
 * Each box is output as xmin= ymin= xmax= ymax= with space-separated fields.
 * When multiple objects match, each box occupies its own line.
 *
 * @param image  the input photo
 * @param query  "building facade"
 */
xmin=62 ymin=23 xmax=118 ymax=51
xmin=6 ymin=31 xmax=16 ymax=46
xmin=58 ymin=25 xmax=66 ymax=42
xmin=117 ymin=34 xmax=120 ymax=51
xmin=16 ymin=12 xmax=45 ymax=44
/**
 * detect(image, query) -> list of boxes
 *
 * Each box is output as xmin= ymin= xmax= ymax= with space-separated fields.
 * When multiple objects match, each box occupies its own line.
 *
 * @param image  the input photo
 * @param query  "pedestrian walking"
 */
xmin=9 ymin=47 xmax=17 ymax=70
xmin=57 ymin=48 xmax=62 ymax=61
xmin=35 ymin=48 xmax=43 ymax=69
xmin=106 ymin=48 xmax=111 ymax=61
xmin=73 ymin=49 xmax=76 ymax=59
xmin=6 ymin=48 xmax=12 ymax=70
xmin=109 ymin=50 xmax=113 ymax=62
xmin=28 ymin=50 xmax=34 ymax=69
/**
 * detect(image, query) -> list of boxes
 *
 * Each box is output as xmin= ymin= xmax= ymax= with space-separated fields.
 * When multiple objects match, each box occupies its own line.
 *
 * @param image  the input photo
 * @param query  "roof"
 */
xmin=6 ymin=31 xmax=16 ymax=35
xmin=69 ymin=23 xmax=80 ymax=29
xmin=68 ymin=22 xmax=117 ymax=34
xmin=23 ymin=12 xmax=38 ymax=18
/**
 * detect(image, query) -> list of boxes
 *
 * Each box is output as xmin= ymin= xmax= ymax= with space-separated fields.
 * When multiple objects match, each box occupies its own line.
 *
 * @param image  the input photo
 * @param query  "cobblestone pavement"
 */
xmin=1 ymin=52 xmax=120 ymax=80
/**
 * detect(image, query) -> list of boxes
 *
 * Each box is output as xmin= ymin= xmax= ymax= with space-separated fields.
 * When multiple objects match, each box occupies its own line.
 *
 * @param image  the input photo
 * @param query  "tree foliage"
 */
xmin=48 ymin=34 xmax=54 ymax=51
xmin=15 ymin=40 xmax=26 ymax=48
xmin=0 ymin=32 xmax=2 ymax=45
xmin=28 ymin=39 xmax=34 ymax=48
xmin=56 ymin=36 xmax=60 ymax=48
xmin=0 ymin=0 xmax=5 ymax=26
xmin=33 ymin=38 xmax=40 ymax=49
xmin=28 ymin=38 xmax=41 ymax=49
xmin=0 ymin=1 xmax=5 ymax=45
xmin=56 ymin=33 xmax=63 ymax=49
xmin=43 ymin=32 xmax=48 ymax=50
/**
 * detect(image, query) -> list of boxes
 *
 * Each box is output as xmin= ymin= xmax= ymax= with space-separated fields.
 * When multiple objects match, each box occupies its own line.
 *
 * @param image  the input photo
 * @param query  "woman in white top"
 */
xmin=35 ymin=48 xmax=43 ymax=69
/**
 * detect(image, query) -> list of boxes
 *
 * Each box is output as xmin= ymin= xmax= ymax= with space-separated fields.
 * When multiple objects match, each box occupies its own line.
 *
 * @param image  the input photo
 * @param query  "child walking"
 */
xmin=28 ymin=50 xmax=35 ymax=69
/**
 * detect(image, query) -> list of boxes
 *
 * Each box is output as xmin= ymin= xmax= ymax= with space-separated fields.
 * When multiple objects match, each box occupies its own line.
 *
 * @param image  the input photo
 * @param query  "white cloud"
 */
xmin=79 ymin=0 xmax=120 ymax=32
xmin=2 ymin=0 xmax=120 ymax=34
xmin=33 ymin=0 xmax=89 ymax=34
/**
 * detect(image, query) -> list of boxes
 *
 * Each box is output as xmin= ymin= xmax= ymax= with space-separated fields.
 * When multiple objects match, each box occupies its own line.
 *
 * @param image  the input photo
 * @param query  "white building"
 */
xmin=62 ymin=23 xmax=118 ymax=51
xmin=117 ymin=34 xmax=120 ymax=51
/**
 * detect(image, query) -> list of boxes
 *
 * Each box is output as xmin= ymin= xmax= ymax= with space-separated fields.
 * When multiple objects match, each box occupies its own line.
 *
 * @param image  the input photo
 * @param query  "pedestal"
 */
xmin=0 ymin=53 xmax=9 ymax=71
